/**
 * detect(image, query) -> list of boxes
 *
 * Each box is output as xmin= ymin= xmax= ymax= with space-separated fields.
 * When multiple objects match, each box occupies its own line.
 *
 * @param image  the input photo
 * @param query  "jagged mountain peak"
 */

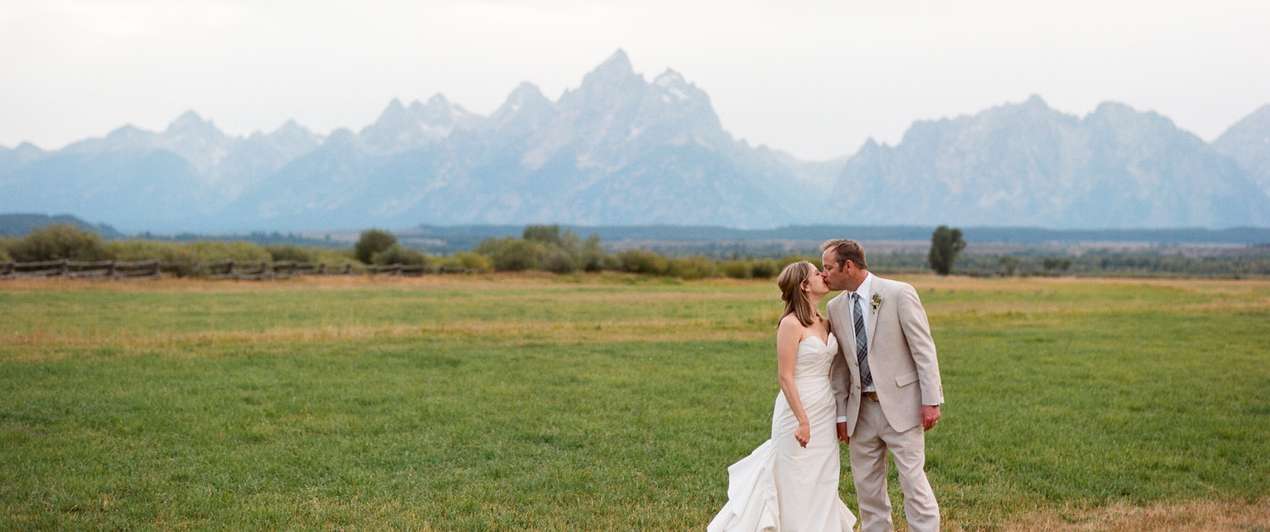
xmin=264 ymin=120 xmax=318 ymax=146
xmin=979 ymin=94 xmax=1066 ymax=121
xmin=164 ymin=110 xmax=226 ymax=143
xmin=1022 ymin=93 xmax=1049 ymax=108
xmin=324 ymin=127 xmax=358 ymax=146
xmin=650 ymin=68 xmax=710 ymax=107
xmin=508 ymin=82 xmax=547 ymax=102
xmin=375 ymin=98 xmax=410 ymax=122
xmin=14 ymin=141 xmax=44 ymax=154
xmin=576 ymin=49 xmax=643 ymax=92
xmin=414 ymin=93 xmax=480 ymax=123
xmin=359 ymin=94 xmax=478 ymax=152
xmin=492 ymin=82 xmax=554 ymax=125
xmin=423 ymin=93 xmax=451 ymax=107
xmin=272 ymin=119 xmax=308 ymax=136
xmin=654 ymin=68 xmax=686 ymax=87
xmin=1086 ymin=100 xmax=1174 ymax=126
xmin=168 ymin=109 xmax=210 ymax=129
xmin=163 ymin=110 xmax=227 ymax=149
xmin=1090 ymin=100 xmax=1136 ymax=116
xmin=103 ymin=124 xmax=155 ymax=145
xmin=599 ymin=49 xmax=633 ymax=73
xmin=1084 ymin=101 xmax=1187 ymax=141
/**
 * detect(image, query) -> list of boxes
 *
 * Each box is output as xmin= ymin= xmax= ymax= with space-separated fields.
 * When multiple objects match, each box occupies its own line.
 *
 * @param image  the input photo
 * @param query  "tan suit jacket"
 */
xmin=828 ymin=275 xmax=943 ymax=435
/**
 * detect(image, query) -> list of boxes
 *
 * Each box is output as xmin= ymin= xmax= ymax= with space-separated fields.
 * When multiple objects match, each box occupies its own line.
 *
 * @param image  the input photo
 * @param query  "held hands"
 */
xmin=794 ymin=422 xmax=810 ymax=448
xmin=921 ymin=405 xmax=941 ymax=431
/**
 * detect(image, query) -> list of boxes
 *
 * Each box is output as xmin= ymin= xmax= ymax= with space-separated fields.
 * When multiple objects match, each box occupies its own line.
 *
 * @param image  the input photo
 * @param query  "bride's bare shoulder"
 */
xmin=777 ymin=313 xmax=808 ymax=337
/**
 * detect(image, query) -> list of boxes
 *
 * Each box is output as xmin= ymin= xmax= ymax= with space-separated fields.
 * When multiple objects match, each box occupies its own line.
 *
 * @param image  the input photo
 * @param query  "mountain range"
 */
xmin=2 ymin=50 xmax=1268 ymax=231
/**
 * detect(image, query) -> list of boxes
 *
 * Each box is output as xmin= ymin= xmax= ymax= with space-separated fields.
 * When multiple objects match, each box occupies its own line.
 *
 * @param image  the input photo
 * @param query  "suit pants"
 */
xmin=849 ymin=398 xmax=939 ymax=532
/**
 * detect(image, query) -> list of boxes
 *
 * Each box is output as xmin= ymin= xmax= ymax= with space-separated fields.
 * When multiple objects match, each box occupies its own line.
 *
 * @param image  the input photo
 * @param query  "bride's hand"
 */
xmin=794 ymin=423 xmax=810 ymax=448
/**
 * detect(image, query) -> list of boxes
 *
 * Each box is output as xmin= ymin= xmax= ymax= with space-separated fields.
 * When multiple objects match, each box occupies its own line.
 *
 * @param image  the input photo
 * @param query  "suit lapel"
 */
xmin=866 ymin=280 xmax=883 ymax=352
xmin=834 ymin=295 xmax=856 ymax=364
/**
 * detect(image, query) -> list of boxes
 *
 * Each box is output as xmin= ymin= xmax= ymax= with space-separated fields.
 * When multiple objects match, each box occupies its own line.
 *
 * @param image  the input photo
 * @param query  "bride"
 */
xmin=708 ymin=261 xmax=856 ymax=531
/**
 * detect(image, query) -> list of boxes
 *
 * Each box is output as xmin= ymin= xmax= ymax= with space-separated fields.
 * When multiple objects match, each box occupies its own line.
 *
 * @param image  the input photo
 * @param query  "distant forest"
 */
xmin=4 ymin=215 xmax=1269 ymax=251
xmin=3 ymin=215 xmax=1269 ymax=277
xmin=398 ymin=224 xmax=1270 ymax=254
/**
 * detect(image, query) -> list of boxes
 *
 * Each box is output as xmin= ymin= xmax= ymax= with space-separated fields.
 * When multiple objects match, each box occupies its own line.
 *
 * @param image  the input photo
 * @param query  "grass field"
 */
xmin=1 ymin=274 xmax=1268 ymax=530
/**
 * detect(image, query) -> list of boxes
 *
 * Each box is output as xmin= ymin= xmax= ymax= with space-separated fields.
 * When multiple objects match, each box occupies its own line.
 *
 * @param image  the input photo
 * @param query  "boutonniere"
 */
xmin=871 ymin=293 xmax=882 ymax=312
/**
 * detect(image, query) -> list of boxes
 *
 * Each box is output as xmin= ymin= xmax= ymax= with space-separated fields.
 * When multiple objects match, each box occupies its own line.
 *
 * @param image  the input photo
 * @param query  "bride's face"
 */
xmin=804 ymin=264 xmax=830 ymax=297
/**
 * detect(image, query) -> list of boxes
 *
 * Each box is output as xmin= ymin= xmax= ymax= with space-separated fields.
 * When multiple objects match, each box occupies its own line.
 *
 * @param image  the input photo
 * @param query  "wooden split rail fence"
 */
xmin=0 ymin=260 xmax=430 ymax=280
xmin=0 ymin=259 xmax=160 ymax=279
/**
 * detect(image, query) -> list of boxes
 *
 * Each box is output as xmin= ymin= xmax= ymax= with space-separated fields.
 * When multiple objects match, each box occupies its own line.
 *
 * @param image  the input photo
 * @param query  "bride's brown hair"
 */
xmin=777 ymin=261 xmax=820 ymax=327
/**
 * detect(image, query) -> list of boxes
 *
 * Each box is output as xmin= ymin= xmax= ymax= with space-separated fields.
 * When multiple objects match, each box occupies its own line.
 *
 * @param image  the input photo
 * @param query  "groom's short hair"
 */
xmin=821 ymin=239 xmax=868 ymax=270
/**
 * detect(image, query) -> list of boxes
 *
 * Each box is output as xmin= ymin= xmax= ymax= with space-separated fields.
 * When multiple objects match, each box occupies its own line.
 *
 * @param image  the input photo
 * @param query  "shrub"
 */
xmin=579 ymin=235 xmax=609 ymax=272
xmin=354 ymin=229 xmax=397 ymax=264
xmin=719 ymin=260 xmax=752 ymax=279
xmin=600 ymin=254 xmax=623 ymax=271
xmin=105 ymin=240 xmax=201 ymax=277
xmin=371 ymin=244 xmax=428 ymax=266
xmin=617 ymin=249 xmax=669 ymax=275
xmin=455 ymin=252 xmax=494 ymax=273
xmin=667 ymin=256 xmax=717 ymax=280
xmin=8 ymin=224 xmax=109 ymax=262
xmin=309 ymin=249 xmax=363 ymax=272
xmin=265 ymin=245 xmax=315 ymax=264
xmin=475 ymin=238 xmax=547 ymax=272
xmin=1042 ymin=257 xmax=1072 ymax=273
xmin=186 ymin=241 xmax=271 ymax=263
xmin=998 ymin=256 xmax=1020 ymax=276
xmin=0 ymin=238 xmax=12 ymax=262
xmin=541 ymin=246 xmax=578 ymax=274
xmin=437 ymin=252 xmax=493 ymax=273
xmin=749 ymin=259 xmax=779 ymax=279
xmin=522 ymin=225 xmax=563 ymax=245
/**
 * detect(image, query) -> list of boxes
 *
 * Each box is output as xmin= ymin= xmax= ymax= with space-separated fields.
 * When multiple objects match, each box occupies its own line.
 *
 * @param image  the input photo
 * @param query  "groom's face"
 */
xmin=821 ymin=249 xmax=852 ymax=291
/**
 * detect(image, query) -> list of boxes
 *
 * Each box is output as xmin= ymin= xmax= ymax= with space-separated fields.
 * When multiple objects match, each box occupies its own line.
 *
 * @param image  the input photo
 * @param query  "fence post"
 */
xmin=58 ymin=259 xmax=69 ymax=277
xmin=106 ymin=260 xmax=116 ymax=278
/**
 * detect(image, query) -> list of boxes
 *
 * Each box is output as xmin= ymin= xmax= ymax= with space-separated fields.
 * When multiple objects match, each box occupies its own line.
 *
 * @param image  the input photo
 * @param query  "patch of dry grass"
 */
xmin=992 ymin=497 xmax=1270 ymax=531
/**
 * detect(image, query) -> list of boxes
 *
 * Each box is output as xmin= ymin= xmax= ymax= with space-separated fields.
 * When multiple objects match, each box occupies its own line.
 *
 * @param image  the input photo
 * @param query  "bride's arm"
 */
xmin=776 ymin=317 xmax=811 ymax=447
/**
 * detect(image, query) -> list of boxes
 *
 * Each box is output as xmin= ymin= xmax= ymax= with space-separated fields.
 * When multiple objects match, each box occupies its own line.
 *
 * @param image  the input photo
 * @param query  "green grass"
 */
xmin=1 ymin=274 xmax=1267 ymax=529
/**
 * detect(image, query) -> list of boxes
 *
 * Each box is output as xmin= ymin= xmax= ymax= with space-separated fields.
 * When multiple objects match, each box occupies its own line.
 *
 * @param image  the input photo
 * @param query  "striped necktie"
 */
xmin=852 ymin=292 xmax=873 ymax=388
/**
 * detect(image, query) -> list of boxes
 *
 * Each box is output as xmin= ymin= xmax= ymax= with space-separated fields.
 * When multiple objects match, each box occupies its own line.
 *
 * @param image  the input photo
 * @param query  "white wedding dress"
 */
xmin=708 ymin=333 xmax=857 ymax=531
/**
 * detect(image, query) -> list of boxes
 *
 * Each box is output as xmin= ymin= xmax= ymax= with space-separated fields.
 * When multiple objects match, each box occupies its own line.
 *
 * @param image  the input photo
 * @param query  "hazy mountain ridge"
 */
xmin=1215 ymin=104 xmax=1270 ymax=197
xmin=834 ymin=96 xmax=1270 ymax=227
xmin=1 ymin=51 xmax=1267 ymax=231
xmin=0 ymin=213 xmax=123 ymax=238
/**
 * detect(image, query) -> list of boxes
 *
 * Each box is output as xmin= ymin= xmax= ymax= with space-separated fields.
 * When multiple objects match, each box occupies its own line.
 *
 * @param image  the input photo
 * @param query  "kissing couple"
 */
xmin=709 ymin=239 xmax=945 ymax=532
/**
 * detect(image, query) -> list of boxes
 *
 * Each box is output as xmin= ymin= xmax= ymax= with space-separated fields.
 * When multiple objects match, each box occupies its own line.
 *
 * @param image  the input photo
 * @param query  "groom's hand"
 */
xmin=836 ymin=422 xmax=849 ymax=443
xmin=921 ymin=405 xmax=941 ymax=431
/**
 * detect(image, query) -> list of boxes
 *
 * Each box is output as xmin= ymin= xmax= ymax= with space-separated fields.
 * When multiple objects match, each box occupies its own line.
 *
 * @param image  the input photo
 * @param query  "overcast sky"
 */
xmin=2 ymin=0 xmax=1267 ymax=160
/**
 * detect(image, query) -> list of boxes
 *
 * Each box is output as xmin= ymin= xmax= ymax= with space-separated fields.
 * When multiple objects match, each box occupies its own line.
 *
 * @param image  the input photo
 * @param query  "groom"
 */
xmin=821 ymin=239 xmax=944 ymax=532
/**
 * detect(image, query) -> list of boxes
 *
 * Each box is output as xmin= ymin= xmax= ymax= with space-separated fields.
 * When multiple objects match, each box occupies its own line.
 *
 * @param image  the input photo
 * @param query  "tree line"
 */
xmin=3 ymin=223 xmax=1264 ymax=279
